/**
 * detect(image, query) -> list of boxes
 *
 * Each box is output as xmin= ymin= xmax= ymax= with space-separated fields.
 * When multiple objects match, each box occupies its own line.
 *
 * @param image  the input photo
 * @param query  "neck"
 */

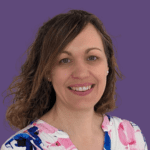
xmin=46 ymin=101 xmax=104 ymax=139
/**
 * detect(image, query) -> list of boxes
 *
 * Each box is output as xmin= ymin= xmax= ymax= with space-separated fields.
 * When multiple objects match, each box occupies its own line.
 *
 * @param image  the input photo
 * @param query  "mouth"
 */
xmin=68 ymin=84 xmax=95 ymax=90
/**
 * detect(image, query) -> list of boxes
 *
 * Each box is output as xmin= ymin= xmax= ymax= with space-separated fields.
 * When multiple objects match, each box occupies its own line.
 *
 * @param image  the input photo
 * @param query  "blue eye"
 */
xmin=60 ymin=58 xmax=71 ymax=64
xmin=59 ymin=56 xmax=99 ymax=64
xmin=88 ymin=56 xmax=97 ymax=61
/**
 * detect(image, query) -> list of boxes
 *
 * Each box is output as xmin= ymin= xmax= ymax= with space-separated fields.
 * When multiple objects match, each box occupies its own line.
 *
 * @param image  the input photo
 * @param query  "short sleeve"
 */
xmin=1 ymin=144 xmax=7 ymax=150
xmin=129 ymin=121 xmax=148 ymax=150
xmin=1 ymin=143 xmax=25 ymax=150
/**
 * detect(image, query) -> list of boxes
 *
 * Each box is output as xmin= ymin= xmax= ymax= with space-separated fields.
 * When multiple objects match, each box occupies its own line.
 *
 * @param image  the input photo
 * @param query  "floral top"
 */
xmin=1 ymin=114 xmax=148 ymax=150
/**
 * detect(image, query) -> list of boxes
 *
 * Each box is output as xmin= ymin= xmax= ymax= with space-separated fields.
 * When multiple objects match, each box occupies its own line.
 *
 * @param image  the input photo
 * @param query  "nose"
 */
xmin=71 ymin=61 xmax=90 ymax=80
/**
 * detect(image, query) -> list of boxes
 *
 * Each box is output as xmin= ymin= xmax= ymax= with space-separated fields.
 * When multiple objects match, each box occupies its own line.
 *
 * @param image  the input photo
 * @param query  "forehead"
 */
xmin=68 ymin=24 xmax=103 ymax=48
xmin=61 ymin=23 xmax=104 ymax=55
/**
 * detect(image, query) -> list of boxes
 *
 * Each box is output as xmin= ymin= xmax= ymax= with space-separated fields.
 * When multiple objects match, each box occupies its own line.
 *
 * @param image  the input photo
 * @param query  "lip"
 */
xmin=68 ymin=85 xmax=95 ymax=96
xmin=68 ymin=83 xmax=94 ymax=87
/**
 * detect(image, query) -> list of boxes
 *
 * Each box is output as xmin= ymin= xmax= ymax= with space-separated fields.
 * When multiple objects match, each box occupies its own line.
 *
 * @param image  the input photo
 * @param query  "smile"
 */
xmin=68 ymin=84 xmax=95 ymax=91
xmin=68 ymin=84 xmax=95 ymax=96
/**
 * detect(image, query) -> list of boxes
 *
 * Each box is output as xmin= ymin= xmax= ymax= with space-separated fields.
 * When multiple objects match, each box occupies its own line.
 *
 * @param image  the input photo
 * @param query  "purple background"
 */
xmin=0 ymin=0 xmax=149 ymax=146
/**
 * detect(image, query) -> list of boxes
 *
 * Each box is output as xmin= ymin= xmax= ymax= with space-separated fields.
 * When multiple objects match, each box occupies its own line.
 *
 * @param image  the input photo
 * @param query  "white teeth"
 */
xmin=70 ymin=85 xmax=92 ymax=91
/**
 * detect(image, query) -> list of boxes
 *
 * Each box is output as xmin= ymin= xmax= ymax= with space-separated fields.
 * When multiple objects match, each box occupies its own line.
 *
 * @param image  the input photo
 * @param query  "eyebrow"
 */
xmin=60 ymin=47 xmax=102 ymax=56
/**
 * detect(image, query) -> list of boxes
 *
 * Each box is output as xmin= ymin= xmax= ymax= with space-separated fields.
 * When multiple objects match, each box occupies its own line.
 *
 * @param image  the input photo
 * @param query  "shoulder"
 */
xmin=1 ymin=119 xmax=77 ymax=150
xmin=1 ymin=120 xmax=44 ymax=150
xmin=104 ymin=114 xmax=148 ymax=149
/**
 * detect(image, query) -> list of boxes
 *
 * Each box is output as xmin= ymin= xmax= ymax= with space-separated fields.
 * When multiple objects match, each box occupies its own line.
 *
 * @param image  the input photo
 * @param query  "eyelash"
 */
xmin=59 ymin=56 xmax=99 ymax=64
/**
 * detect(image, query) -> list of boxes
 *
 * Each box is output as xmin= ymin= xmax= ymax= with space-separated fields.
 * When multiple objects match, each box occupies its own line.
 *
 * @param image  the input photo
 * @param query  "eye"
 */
xmin=59 ymin=56 xmax=99 ymax=64
xmin=59 ymin=58 xmax=71 ymax=64
xmin=88 ymin=56 xmax=98 ymax=61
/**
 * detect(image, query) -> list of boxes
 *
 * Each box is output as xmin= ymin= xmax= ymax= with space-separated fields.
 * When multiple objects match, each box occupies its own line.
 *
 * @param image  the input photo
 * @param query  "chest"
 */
xmin=75 ymin=142 xmax=104 ymax=150
xmin=70 ymin=132 xmax=105 ymax=150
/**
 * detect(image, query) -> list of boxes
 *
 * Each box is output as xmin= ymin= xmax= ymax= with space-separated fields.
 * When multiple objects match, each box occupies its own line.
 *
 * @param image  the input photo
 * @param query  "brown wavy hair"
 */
xmin=2 ymin=9 xmax=124 ymax=131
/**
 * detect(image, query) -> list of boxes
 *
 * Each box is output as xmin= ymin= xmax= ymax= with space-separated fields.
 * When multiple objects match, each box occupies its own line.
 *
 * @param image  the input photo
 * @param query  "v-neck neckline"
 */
xmin=36 ymin=113 xmax=109 ymax=133
xmin=30 ymin=114 xmax=111 ymax=150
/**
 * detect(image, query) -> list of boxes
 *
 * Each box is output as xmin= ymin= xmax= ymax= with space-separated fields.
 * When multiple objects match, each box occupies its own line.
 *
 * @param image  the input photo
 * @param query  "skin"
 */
xmin=41 ymin=23 xmax=109 ymax=147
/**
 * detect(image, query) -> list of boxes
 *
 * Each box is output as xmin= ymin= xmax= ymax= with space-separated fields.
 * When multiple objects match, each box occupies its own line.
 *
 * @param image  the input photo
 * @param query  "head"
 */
xmin=47 ymin=23 xmax=109 ymax=111
xmin=4 ymin=9 xmax=124 ymax=130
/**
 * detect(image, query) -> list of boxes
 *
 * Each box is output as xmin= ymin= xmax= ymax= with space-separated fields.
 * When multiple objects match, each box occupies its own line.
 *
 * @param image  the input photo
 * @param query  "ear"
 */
xmin=48 ymin=77 xmax=51 ymax=82
xmin=107 ymin=67 xmax=109 ymax=75
xmin=46 ymin=71 xmax=52 ymax=82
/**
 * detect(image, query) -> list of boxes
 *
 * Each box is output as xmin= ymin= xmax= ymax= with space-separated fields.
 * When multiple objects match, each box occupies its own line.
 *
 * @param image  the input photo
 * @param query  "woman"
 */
xmin=1 ymin=10 xmax=147 ymax=150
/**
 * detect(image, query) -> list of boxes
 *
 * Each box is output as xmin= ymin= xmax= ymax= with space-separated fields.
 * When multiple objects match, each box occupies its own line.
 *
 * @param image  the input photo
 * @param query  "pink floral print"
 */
xmin=1 ymin=114 xmax=148 ymax=150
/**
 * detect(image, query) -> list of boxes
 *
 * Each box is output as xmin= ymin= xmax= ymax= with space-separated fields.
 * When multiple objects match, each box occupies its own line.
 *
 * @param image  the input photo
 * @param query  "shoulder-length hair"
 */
xmin=2 ymin=9 xmax=124 ymax=130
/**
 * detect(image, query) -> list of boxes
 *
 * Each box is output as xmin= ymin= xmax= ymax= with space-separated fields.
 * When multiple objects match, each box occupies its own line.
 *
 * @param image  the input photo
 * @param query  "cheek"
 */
xmin=52 ymin=69 xmax=68 ymax=84
xmin=93 ymin=66 xmax=107 ymax=77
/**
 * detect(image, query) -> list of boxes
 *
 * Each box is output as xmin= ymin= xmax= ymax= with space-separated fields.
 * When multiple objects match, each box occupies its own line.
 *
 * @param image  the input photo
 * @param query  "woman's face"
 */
xmin=49 ymin=23 xmax=109 ymax=111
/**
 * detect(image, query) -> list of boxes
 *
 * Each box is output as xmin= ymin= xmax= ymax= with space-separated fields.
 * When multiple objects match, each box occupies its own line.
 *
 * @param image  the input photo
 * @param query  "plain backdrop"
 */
xmin=0 ymin=0 xmax=149 ymax=146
